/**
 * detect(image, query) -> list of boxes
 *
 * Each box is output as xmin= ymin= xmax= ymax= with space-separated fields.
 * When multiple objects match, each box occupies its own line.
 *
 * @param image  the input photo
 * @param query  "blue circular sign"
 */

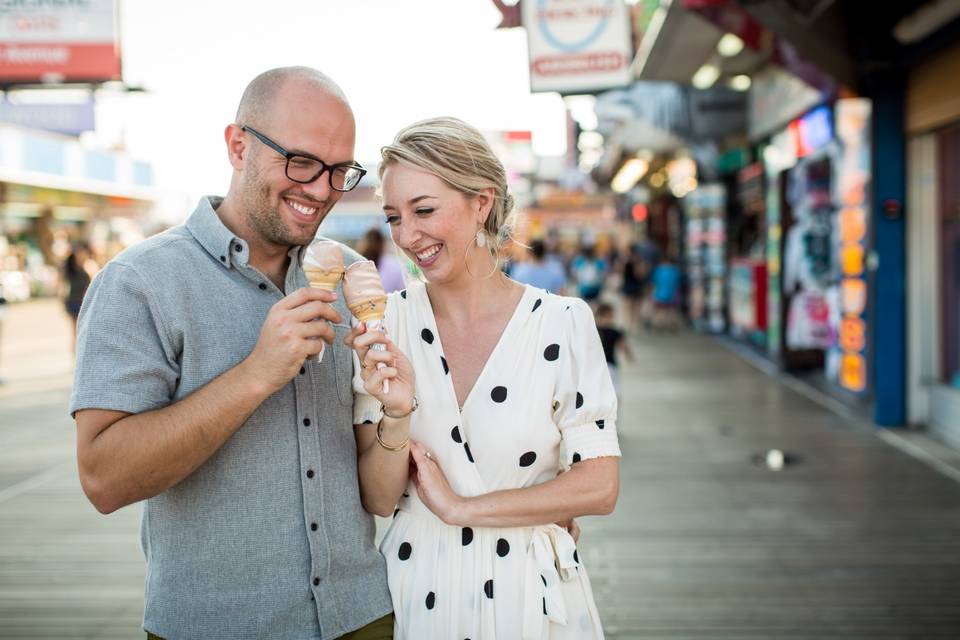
xmin=537 ymin=0 xmax=614 ymax=53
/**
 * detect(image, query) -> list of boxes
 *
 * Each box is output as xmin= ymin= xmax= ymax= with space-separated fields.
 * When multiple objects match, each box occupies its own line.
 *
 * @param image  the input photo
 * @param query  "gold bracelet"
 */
xmin=376 ymin=421 xmax=410 ymax=452
xmin=383 ymin=395 xmax=419 ymax=420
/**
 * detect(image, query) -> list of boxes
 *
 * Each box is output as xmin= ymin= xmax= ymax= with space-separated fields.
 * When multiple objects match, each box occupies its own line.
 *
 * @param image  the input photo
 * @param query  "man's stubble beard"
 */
xmin=241 ymin=159 xmax=329 ymax=248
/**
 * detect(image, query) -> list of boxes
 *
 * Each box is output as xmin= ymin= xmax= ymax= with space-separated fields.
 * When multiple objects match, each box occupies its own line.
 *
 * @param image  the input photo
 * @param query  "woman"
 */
xmin=63 ymin=243 xmax=94 ymax=352
xmin=359 ymin=226 xmax=407 ymax=293
xmin=348 ymin=117 xmax=621 ymax=639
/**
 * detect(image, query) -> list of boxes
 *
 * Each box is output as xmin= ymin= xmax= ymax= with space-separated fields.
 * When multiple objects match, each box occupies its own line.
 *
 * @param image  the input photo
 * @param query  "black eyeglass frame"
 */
xmin=240 ymin=125 xmax=367 ymax=192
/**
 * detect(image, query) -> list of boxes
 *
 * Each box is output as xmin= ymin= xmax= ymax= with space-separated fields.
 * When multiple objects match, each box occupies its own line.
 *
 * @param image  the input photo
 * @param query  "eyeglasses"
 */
xmin=240 ymin=125 xmax=366 ymax=192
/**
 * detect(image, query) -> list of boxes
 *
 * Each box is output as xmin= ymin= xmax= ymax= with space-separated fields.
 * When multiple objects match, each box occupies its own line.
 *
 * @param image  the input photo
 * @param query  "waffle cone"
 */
xmin=305 ymin=267 xmax=344 ymax=291
xmin=348 ymin=296 xmax=387 ymax=323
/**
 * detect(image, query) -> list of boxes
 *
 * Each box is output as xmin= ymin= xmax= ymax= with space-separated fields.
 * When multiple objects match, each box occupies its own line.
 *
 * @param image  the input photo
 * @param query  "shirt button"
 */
xmin=300 ymin=367 xmax=306 ymax=375
xmin=258 ymin=283 xmax=267 ymax=290
xmin=303 ymin=418 xmax=311 ymax=426
xmin=310 ymin=522 xmax=318 ymax=531
xmin=306 ymin=469 xmax=314 ymax=478
xmin=313 ymin=577 xmax=320 ymax=586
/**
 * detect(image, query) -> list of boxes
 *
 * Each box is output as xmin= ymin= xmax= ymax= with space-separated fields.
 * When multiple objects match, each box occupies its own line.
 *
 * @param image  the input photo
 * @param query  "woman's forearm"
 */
xmin=355 ymin=416 xmax=412 ymax=517
xmin=447 ymin=457 xmax=619 ymax=528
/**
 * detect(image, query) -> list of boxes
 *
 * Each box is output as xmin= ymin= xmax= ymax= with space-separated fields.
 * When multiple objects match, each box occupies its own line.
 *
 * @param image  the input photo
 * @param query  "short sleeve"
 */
xmin=553 ymin=298 xmax=621 ymax=466
xmin=69 ymin=261 xmax=181 ymax=417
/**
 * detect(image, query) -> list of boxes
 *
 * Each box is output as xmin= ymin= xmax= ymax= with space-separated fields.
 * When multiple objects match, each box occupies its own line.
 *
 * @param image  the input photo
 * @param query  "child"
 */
xmin=595 ymin=303 xmax=634 ymax=400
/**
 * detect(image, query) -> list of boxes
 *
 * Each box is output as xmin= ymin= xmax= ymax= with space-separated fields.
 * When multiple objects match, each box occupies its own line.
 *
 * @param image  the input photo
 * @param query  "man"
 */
xmin=508 ymin=239 xmax=566 ymax=294
xmin=70 ymin=67 xmax=392 ymax=639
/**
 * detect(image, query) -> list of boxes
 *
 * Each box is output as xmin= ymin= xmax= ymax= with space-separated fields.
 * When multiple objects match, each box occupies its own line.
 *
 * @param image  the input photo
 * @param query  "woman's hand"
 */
xmin=346 ymin=323 xmax=416 ymax=416
xmin=409 ymin=442 xmax=465 ymax=525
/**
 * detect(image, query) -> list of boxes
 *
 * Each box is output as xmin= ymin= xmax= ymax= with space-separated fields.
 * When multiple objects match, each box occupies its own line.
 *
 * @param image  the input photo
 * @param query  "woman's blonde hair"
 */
xmin=379 ymin=117 xmax=515 ymax=252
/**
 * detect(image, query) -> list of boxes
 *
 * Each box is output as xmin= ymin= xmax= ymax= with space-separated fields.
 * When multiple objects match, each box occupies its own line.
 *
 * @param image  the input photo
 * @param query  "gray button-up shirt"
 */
xmin=70 ymin=196 xmax=391 ymax=640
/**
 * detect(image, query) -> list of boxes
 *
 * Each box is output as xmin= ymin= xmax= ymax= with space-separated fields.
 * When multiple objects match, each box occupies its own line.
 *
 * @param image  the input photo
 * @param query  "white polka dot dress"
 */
xmin=354 ymin=282 xmax=621 ymax=640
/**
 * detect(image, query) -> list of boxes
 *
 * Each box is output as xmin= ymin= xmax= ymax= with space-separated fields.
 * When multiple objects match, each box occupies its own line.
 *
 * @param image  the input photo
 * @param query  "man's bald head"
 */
xmin=235 ymin=66 xmax=349 ymax=128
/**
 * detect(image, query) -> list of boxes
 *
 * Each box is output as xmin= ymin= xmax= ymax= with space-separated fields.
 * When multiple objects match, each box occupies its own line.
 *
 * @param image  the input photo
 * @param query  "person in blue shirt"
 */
xmin=509 ymin=239 xmax=566 ymax=293
xmin=651 ymin=259 xmax=682 ymax=330
xmin=571 ymin=244 xmax=606 ymax=302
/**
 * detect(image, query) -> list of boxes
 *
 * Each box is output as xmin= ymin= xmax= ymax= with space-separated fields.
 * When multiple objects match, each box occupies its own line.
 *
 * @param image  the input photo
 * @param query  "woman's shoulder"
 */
xmin=530 ymin=289 xmax=591 ymax=316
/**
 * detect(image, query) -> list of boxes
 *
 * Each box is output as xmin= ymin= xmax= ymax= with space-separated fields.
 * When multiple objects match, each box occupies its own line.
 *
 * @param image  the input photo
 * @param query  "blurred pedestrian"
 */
xmin=595 ymin=302 xmax=633 ymax=399
xmin=651 ymin=258 xmax=682 ymax=330
xmin=619 ymin=242 xmax=651 ymax=333
xmin=0 ymin=281 xmax=6 ymax=384
xmin=63 ymin=242 xmax=95 ymax=353
xmin=358 ymin=226 xmax=406 ymax=292
xmin=70 ymin=67 xmax=395 ymax=639
xmin=508 ymin=238 xmax=566 ymax=293
xmin=571 ymin=243 xmax=606 ymax=303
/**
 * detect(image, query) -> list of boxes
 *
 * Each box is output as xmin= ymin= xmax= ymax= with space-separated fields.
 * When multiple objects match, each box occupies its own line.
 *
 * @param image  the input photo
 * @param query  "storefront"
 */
xmin=756 ymin=98 xmax=875 ymax=407
xmin=0 ymin=124 xmax=157 ymax=300
xmin=906 ymin=42 xmax=960 ymax=447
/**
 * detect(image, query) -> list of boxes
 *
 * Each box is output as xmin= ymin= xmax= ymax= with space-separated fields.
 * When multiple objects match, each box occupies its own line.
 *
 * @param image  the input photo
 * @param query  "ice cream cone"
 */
xmin=343 ymin=261 xmax=390 ymax=394
xmin=303 ymin=239 xmax=345 ymax=362
xmin=305 ymin=266 xmax=344 ymax=292
xmin=347 ymin=295 xmax=387 ymax=324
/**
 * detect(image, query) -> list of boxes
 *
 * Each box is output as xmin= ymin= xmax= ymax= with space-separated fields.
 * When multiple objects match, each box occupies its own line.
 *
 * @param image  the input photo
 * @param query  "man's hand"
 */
xmin=245 ymin=287 xmax=341 ymax=394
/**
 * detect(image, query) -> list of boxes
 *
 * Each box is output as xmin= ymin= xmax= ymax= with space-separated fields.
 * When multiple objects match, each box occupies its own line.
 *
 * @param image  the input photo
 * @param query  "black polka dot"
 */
xmin=532 ymin=298 xmax=542 ymax=312
xmin=464 ymin=442 xmax=474 ymax=463
xmin=258 ymin=283 xmax=267 ymax=290
xmin=425 ymin=591 xmax=435 ymax=610
xmin=483 ymin=579 xmax=494 ymax=599
xmin=451 ymin=426 xmax=462 ymax=443
xmin=400 ymin=289 xmax=407 ymax=299
xmin=462 ymin=527 xmax=474 ymax=546
xmin=596 ymin=419 xmax=605 ymax=429
xmin=543 ymin=344 xmax=560 ymax=361
xmin=576 ymin=392 xmax=584 ymax=409
xmin=496 ymin=538 xmax=510 ymax=557
xmin=519 ymin=451 xmax=537 ymax=467
xmin=491 ymin=386 xmax=508 ymax=403
xmin=572 ymin=452 xmax=582 ymax=464
xmin=398 ymin=542 xmax=412 ymax=561
xmin=565 ymin=305 xmax=570 ymax=310
xmin=574 ymin=549 xmax=579 ymax=564
xmin=421 ymin=328 xmax=434 ymax=344
xmin=441 ymin=356 xmax=449 ymax=375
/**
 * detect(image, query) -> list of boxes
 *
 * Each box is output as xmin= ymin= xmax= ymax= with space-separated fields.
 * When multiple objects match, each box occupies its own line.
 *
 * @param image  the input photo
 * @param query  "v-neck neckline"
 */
xmin=419 ymin=283 xmax=533 ymax=414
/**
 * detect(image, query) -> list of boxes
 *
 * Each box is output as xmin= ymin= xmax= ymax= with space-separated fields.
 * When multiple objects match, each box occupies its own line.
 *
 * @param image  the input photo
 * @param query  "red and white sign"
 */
xmin=0 ymin=0 xmax=120 ymax=83
xmin=523 ymin=0 xmax=633 ymax=94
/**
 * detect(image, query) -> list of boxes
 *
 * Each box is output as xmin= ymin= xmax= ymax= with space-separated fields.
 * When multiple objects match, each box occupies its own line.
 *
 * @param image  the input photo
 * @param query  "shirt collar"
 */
xmin=185 ymin=196 xmax=307 ymax=269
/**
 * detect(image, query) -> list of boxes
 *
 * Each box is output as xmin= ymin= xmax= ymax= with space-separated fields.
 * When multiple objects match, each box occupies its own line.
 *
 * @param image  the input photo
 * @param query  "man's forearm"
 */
xmin=82 ymin=359 xmax=273 ymax=513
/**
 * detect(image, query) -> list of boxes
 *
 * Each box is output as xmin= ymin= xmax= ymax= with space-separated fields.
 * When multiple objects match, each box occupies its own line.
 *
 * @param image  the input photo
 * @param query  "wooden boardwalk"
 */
xmin=2 ymin=301 xmax=960 ymax=638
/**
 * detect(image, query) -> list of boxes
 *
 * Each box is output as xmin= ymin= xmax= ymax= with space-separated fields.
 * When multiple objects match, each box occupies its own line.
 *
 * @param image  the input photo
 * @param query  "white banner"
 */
xmin=524 ymin=0 xmax=633 ymax=94
xmin=0 ymin=0 xmax=119 ymax=83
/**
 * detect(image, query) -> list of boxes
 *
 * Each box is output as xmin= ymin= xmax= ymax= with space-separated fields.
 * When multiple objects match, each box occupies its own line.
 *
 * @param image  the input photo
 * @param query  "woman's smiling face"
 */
xmin=381 ymin=162 xmax=488 ymax=284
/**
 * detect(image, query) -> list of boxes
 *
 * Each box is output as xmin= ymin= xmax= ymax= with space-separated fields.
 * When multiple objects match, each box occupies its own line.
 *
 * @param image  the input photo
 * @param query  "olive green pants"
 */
xmin=147 ymin=613 xmax=394 ymax=640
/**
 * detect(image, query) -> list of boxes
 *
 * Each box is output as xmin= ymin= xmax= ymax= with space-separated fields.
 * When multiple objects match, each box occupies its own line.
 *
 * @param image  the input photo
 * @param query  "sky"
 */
xmin=92 ymin=0 xmax=570 ymax=218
